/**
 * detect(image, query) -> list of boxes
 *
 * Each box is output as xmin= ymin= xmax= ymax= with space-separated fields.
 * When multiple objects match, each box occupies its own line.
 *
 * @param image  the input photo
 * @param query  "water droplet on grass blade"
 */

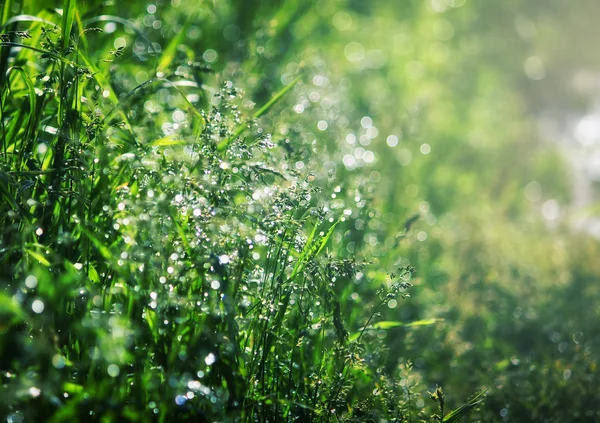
xmin=32 ymin=300 xmax=44 ymax=313
xmin=205 ymin=353 xmax=216 ymax=365
xmin=107 ymin=364 xmax=120 ymax=377
xmin=25 ymin=275 xmax=37 ymax=288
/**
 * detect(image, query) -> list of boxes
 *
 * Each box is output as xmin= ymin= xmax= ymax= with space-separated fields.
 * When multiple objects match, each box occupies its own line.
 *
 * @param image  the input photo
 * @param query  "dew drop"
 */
xmin=205 ymin=353 xmax=216 ymax=366
xmin=52 ymin=355 xmax=66 ymax=369
xmin=107 ymin=364 xmax=120 ymax=377
xmin=25 ymin=275 xmax=37 ymax=289
xmin=32 ymin=299 xmax=44 ymax=314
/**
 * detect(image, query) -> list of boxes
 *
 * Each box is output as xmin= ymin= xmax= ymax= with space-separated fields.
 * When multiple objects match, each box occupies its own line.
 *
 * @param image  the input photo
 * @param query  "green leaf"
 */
xmin=442 ymin=387 xmax=490 ymax=423
xmin=87 ymin=263 xmax=101 ymax=284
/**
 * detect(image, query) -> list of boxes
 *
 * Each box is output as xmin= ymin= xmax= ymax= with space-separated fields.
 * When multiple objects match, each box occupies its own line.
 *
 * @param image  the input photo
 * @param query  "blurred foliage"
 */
xmin=2 ymin=0 xmax=600 ymax=422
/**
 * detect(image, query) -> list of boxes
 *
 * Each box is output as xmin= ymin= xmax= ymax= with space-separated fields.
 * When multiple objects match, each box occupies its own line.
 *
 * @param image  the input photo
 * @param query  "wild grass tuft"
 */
xmin=0 ymin=1 xmax=479 ymax=422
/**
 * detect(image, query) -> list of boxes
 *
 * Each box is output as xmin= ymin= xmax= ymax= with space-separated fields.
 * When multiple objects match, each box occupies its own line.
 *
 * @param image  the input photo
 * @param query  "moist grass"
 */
xmin=0 ymin=1 xmax=489 ymax=422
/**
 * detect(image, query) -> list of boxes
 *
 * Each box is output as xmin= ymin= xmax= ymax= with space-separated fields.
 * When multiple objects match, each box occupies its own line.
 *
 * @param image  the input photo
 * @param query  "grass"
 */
xmin=0 ymin=1 xmax=481 ymax=422
xmin=4 ymin=1 xmax=600 ymax=422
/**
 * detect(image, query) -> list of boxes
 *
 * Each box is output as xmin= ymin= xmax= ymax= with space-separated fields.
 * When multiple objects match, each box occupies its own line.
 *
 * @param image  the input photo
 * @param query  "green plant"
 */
xmin=0 ymin=1 xmax=468 ymax=422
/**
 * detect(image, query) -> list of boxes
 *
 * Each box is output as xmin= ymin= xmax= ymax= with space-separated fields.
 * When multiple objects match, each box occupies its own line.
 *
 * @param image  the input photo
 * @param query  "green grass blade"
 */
xmin=314 ymin=219 xmax=340 ymax=256
xmin=80 ymin=227 xmax=114 ymax=261
xmin=0 ymin=179 xmax=20 ymax=212
xmin=60 ymin=0 xmax=76 ymax=52
xmin=160 ymin=78 xmax=205 ymax=128
xmin=0 ymin=291 xmax=25 ymax=326
xmin=144 ymin=309 xmax=159 ymax=342
xmin=150 ymin=136 xmax=189 ymax=147
xmin=0 ymin=42 xmax=77 ymax=65
xmin=372 ymin=318 xmax=443 ymax=330
xmin=101 ymin=77 xmax=203 ymax=134
xmin=0 ymin=0 xmax=14 ymax=26
xmin=349 ymin=319 xmax=443 ymax=342
xmin=77 ymin=47 xmax=136 ymax=134
xmin=289 ymin=223 xmax=318 ymax=279
xmin=6 ymin=67 xmax=37 ymax=159
xmin=442 ymin=387 xmax=490 ymax=423
xmin=157 ymin=13 xmax=196 ymax=73
xmin=83 ymin=14 xmax=157 ymax=59
xmin=77 ymin=48 xmax=119 ymax=105
xmin=26 ymin=249 xmax=51 ymax=266
xmin=0 ymin=14 xmax=55 ymax=29
xmin=217 ymin=74 xmax=302 ymax=152
xmin=254 ymin=74 xmax=302 ymax=120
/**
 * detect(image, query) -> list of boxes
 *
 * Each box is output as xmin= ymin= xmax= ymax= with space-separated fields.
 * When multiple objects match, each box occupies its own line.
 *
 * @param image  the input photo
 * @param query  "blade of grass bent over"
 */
xmin=0 ymin=42 xmax=78 ymax=65
xmin=0 ymin=14 xmax=55 ymax=29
